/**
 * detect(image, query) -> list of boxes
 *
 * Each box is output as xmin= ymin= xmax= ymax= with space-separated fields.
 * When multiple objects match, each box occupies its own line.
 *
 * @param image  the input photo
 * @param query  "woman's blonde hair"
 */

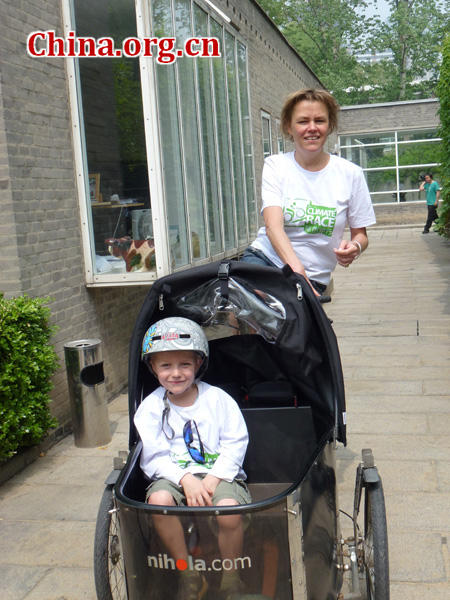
xmin=281 ymin=89 xmax=340 ymax=140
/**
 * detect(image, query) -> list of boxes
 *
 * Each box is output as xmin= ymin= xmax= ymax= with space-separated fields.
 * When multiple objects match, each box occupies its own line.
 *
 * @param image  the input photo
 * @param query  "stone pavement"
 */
xmin=0 ymin=226 xmax=449 ymax=600
xmin=328 ymin=226 xmax=450 ymax=600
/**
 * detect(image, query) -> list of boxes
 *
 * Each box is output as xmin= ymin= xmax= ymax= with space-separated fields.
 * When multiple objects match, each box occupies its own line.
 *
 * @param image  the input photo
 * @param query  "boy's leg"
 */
xmin=149 ymin=489 xmax=207 ymax=600
xmin=216 ymin=499 xmax=245 ymax=597
xmin=213 ymin=484 xmax=250 ymax=597
xmin=212 ymin=481 xmax=251 ymax=565
xmin=148 ymin=490 xmax=189 ymax=562
xmin=215 ymin=499 xmax=243 ymax=567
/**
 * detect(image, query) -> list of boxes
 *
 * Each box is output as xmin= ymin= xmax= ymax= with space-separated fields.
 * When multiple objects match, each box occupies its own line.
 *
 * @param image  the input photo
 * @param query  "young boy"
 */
xmin=134 ymin=317 xmax=251 ymax=600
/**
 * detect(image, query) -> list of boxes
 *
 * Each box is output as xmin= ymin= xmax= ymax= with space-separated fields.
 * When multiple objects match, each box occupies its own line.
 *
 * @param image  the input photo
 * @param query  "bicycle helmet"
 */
xmin=141 ymin=317 xmax=209 ymax=378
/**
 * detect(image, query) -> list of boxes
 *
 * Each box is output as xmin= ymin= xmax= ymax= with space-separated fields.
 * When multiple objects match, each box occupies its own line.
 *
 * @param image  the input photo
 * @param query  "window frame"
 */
xmin=276 ymin=118 xmax=285 ymax=154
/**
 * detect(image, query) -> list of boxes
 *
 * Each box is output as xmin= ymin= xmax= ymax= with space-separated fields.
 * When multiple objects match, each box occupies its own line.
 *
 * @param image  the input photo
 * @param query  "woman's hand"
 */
xmin=333 ymin=240 xmax=360 ymax=268
xmin=334 ymin=228 xmax=368 ymax=268
xmin=180 ymin=473 xmax=213 ymax=506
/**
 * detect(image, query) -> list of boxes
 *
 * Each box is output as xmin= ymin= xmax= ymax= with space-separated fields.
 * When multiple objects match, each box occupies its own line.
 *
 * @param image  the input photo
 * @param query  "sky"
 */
xmin=361 ymin=0 xmax=391 ymax=20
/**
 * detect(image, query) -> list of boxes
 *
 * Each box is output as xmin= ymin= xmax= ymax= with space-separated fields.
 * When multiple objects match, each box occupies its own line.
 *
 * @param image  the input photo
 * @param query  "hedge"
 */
xmin=0 ymin=294 xmax=59 ymax=461
xmin=436 ymin=33 xmax=450 ymax=236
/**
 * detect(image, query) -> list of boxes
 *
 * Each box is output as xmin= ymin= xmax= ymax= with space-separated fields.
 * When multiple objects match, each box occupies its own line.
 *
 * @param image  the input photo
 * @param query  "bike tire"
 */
xmin=93 ymin=484 xmax=127 ymax=600
xmin=364 ymin=480 xmax=389 ymax=600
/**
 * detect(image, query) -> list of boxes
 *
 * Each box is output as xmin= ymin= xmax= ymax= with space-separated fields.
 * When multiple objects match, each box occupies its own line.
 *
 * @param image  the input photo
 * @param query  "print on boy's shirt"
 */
xmin=283 ymin=199 xmax=337 ymax=237
xmin=171 ymin=450 xmax=219 ymax=469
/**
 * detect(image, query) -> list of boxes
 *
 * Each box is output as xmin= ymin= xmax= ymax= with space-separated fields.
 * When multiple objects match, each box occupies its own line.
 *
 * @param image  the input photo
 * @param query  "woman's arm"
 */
xmin=263 ymin=206 xmax=319 ymax=295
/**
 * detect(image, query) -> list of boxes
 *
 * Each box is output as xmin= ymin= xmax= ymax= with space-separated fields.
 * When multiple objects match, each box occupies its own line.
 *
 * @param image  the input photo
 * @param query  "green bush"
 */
xmin=436 ymin=33 xmax=450 ymax=237
xmin=0 ymin=294 xmax=59 ymax=461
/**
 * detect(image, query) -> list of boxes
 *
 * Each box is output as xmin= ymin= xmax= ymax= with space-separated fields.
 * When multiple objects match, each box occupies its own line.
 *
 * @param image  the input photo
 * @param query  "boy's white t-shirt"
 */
xmin=134 ymin=381 xmax=248 ymax=485
xmin=251 ymin=152 xmax=376 ymax=285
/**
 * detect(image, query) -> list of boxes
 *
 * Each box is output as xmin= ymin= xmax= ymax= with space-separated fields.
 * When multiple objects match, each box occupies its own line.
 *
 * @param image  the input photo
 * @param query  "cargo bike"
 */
xmin=94 ymin=260 xmax=389 ymax=600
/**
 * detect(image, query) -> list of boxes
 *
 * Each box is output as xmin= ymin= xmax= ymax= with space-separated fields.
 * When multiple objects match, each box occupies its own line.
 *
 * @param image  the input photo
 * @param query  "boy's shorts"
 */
xmin=146 ymin=473 xmax=252 ymax=506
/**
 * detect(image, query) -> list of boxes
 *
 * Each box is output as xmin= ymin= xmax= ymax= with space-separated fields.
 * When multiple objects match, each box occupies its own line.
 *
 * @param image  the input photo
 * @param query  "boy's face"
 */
xmin=150 ymin=350 xmax=202 ymax=396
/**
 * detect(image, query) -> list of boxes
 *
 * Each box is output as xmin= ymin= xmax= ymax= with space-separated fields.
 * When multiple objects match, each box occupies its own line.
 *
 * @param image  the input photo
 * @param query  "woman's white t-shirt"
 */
xmin=251 ymin=152 xmax=376 ymax=285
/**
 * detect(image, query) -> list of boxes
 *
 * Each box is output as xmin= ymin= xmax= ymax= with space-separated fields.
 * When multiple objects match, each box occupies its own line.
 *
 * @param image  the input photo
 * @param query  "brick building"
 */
xmin=0 ymin=0 xmax=326 ymax=441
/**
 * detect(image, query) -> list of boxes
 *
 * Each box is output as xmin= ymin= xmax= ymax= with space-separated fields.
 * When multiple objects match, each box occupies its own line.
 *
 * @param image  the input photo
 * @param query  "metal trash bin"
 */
xmin=64 ymin=339 xmax=112 ymax=448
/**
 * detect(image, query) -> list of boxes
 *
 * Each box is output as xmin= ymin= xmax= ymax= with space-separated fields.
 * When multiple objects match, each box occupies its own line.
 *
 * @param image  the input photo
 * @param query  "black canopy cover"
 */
xmin=127 ymin=261 xmax=346 ymax=448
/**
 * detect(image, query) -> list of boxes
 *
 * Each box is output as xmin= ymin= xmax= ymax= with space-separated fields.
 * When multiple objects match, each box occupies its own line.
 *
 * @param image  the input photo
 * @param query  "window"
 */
xmin=67 ymin=0 xmax=256 ymax=284
xmin=71 ymin=0 xmax=153 ymax=284
xmin=261 ymin=111 xmax=272 ymax=159
xmin=153 ymin=0 xmax=257 ymax=264
xmin=339 ymin=129 xmax=442 ymax=204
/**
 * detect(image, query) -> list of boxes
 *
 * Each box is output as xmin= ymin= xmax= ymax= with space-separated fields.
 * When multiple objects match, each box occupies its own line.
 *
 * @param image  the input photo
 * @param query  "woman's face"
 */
xmin=287 ymin=100 xmax=330 ymax=156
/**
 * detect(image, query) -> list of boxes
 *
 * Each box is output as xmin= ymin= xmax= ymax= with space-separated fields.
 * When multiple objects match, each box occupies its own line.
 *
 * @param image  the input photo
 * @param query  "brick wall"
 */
xmin=0 ymin=76 xmax=24 ymax=297
xmin=374 ymin=202 xmax=426 ymax=227
xmin=0 ymin=0 xmax=148 ymax=439
xmin=339 ymin=99 xmax=440 ymax=134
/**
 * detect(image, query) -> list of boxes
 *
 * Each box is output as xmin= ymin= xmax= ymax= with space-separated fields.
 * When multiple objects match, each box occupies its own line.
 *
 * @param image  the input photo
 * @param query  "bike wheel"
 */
xmin=94 ymin=484 xmax=127 ymax=600
xmin=363 ymin=480 xmax=389 ymax=600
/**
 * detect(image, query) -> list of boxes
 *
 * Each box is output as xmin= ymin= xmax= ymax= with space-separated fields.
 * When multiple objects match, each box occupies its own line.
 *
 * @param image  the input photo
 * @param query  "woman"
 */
xmin=242 ymin=89 xmax=376 ymax=299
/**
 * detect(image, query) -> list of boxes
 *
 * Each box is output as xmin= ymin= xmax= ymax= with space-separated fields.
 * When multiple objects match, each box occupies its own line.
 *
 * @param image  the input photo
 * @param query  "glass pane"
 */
xmin=366 ymin=169 xmax=397 ymax=194
xmin=390 ymin=191 xmax=409 ymax=202
xmin=397 ymin=128 xmax=440 ymax=142
xmin=193 ymin=4 xmax=223 ymax=256
xmin=399 ymin=167 xmax=441 ymax=195
xmin=340 ymin=146 xmax=360 ymax=164
xmin=398 ymin=140 xmax=441 ymax=167
xmin=237 ymin=42 xmax=257 ymax=239
xmin=340 ymin=132 xmax=395 ymax=147
xmin=225 ymin=31 xmax=246 ymax=246
xmin=341 ymin=144 xmax=395 ymax=169
xmin=211 ymin=19 xmax=235 ymax=250
xmin=74 ymin=0 xmax=153 ymax=276
xmin=153 ymin=0 xmax=189 ymax=268
xmin=175 ymin=0 xmax=207 ymax=262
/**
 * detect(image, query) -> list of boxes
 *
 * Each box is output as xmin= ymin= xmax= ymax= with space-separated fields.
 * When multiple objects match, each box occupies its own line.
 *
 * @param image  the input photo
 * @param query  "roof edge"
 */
xmin=340 ymin=98 xmax=439 ymax=111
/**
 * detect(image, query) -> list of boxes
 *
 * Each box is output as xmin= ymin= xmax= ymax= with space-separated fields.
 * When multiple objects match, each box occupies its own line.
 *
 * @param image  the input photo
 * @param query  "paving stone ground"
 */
xmin=329 ymin=226 xmax=450 ymax=600
xmin=0 ymin=226 xmax=449 ymax=599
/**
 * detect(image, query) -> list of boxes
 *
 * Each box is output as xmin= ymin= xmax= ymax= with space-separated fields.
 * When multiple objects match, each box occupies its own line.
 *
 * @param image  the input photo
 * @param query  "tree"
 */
xmin=257 ymin=0 xmax=450 ymax=105
xmin=371 ymin=0 xmax=450 ymax=101
xmin=258 ymin=0 xmax=377 ymax=105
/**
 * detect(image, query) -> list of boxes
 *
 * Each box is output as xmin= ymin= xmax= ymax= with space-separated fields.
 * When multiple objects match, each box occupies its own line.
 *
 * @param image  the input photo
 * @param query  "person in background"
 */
xmin=420 ymin=173 xmax=440 ymax=234
xmin=241 ymin=89 xmax=376 ymax=302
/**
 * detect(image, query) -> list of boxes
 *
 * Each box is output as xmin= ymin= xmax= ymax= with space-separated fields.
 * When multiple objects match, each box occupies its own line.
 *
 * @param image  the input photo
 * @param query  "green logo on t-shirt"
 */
xmin=283 ymin=200 xmax=337 ymax=237
xmin=176 ymin=451 xmax=219 ymax=469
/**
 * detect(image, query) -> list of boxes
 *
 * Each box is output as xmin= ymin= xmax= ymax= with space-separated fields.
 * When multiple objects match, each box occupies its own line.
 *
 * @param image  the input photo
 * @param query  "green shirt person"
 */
xmin=419 ymin=173 xmax=440 ymax=234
